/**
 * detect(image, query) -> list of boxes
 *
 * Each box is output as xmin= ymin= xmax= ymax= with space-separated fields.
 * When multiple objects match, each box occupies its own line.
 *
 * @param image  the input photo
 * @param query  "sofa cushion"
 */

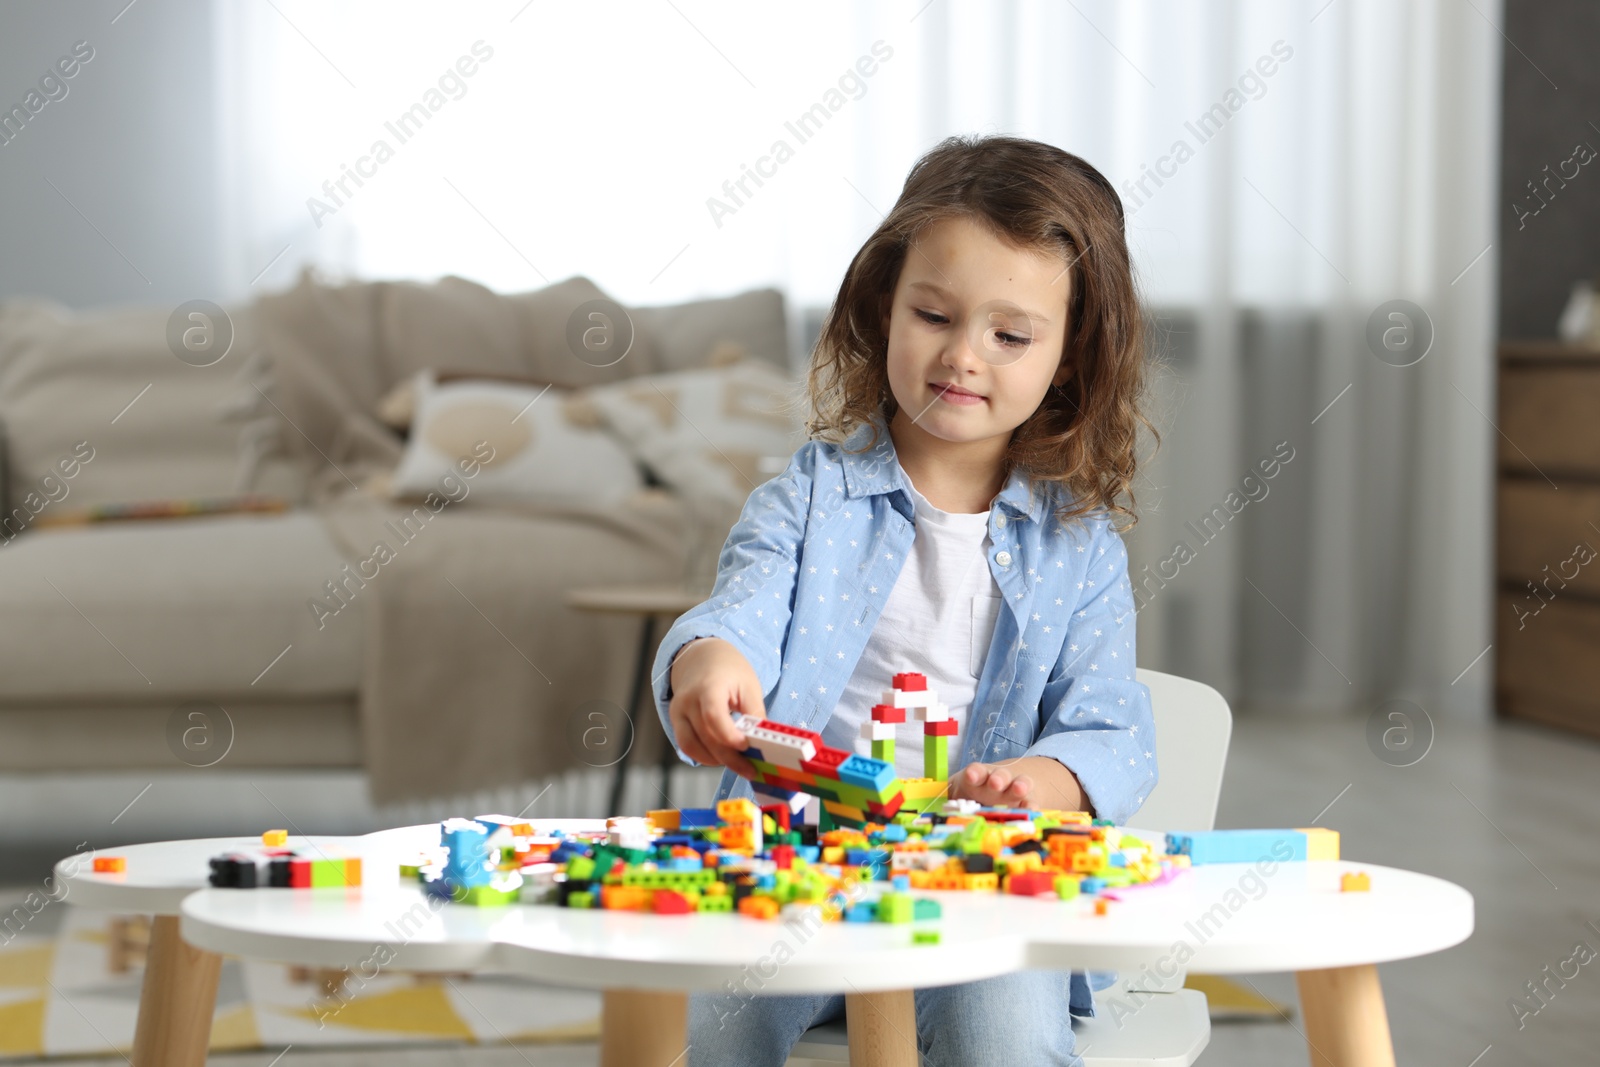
xmin=630 ymin=287 xmax=791 ymax=374
xmin=0 ymin=297 xmax=306 ymax=513
xmin=380 ymin=274 xmax=658 ymax=388
xmin=388 ymin=373 xmax=645 ymax=508
xmin=0 ymin=512 xmax=362 ymax=701
xmin=581 ymin=355 xmax=805 ymax=511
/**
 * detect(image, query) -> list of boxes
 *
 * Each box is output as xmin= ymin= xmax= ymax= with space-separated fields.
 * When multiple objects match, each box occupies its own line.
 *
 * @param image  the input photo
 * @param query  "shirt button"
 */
xmin=995 ymin=550 xmax=1012 ymax=567
xmin=995 ymin=515 xmax=1007 ymax=529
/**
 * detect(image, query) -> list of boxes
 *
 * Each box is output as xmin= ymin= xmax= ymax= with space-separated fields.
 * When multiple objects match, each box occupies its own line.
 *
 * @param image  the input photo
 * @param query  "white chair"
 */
xmin=785 ymin=668 xmax=1233 ymax=1067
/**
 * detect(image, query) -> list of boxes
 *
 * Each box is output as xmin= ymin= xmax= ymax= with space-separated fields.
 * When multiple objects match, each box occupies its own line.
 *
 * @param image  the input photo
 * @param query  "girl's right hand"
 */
xmin=666 ymin=638 xmax=766 ymax=779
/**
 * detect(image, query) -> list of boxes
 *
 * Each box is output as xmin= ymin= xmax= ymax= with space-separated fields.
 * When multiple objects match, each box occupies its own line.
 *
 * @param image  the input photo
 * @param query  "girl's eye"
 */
xmin=913 ymin=308 xmax=1029 ymax=347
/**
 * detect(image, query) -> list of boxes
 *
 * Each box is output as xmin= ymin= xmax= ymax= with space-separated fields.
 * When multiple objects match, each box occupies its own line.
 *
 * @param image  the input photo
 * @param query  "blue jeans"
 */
xmin=688 ymin=970 xmax=1083 ymax=1067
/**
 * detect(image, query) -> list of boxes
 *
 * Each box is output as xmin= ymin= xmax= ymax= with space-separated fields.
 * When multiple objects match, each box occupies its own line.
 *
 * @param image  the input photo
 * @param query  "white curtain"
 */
xmin=215 ymin=0 xmax=1502 ymax=720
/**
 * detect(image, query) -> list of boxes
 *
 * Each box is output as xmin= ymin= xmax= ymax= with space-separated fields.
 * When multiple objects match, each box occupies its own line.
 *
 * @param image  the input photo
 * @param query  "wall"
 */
xmin=1498 ymin=1 xmax=1600 ymax=338
xmin=0 ymin=0 xmax=223 ymax=309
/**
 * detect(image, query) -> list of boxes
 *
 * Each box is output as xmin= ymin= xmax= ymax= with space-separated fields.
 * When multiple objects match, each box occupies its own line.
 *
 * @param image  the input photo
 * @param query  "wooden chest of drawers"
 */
xmin=1496 ymin=340 xmax=1600 ymax=739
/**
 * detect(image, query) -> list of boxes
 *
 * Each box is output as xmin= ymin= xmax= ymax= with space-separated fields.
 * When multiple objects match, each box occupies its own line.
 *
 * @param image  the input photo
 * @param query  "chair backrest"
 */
xmin=1130 ymin=668 xmax=1233 ymax=833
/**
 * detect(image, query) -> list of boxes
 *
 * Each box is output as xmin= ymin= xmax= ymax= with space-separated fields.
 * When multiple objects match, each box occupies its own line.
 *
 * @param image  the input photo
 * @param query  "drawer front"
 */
xmin=1497 ymin=480 xmax=1600 ymax=597
xmin=1498 ymin=366 xmax=1600 ymax=479
xmin=1495 ymin=591 xmax=1600 ymax=738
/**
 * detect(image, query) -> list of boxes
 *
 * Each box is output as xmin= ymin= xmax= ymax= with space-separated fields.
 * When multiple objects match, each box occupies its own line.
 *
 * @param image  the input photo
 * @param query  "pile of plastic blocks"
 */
xmin=401 ymin=799 xmax=1189 ymax=925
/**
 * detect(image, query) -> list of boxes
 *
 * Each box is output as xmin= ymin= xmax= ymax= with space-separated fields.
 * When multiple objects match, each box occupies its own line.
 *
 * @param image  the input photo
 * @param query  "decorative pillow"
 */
xmin=375 ymin=370 xmax=553 ymax=434
xmin=388 ymin=373 xmax=644 ymax=508
xmin=579 ymin=355 xmax=806 ymax=510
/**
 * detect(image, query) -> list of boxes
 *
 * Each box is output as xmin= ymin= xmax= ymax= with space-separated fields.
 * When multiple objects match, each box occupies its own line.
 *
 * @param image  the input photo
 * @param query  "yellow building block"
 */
xmin=262 ymin=829 xmax=288 ymax=847
xmin=1340 ymin=871 xmax=1370 ymax=892
xmin=648 ymin=809 xmax=681 ymax=832
xmin=717 ymin=798 xmax=759 ymax=824
xmin=1297 ymin=827 xmax=1341 ymax=861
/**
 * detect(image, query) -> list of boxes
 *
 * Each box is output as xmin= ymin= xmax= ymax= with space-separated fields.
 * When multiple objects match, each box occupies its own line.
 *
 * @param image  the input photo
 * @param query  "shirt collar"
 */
xmin=837 ymin=414 xmax=1047 ymax=525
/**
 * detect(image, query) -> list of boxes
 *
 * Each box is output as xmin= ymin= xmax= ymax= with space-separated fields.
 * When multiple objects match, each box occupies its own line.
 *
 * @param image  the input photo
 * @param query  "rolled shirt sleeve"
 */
xmin=1025 ymin=516 xmax=1158 ymax=825
xmin=650 ymin=445 xmax=815 ymax=758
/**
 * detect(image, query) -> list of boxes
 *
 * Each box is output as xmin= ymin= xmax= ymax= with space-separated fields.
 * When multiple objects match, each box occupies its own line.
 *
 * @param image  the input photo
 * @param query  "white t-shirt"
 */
xmin=821 ymin=465 xmax=1005 ymax=779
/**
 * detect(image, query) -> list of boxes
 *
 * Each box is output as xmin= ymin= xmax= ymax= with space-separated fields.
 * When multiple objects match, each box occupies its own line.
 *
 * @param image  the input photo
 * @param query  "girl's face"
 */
xmin=881 ymin=214 xmax=1072 ymax=451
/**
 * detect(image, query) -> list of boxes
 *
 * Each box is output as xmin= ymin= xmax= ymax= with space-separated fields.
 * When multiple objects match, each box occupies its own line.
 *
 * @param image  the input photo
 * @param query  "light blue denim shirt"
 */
xmin=652 ymin=414 xmax=1157 ymax=823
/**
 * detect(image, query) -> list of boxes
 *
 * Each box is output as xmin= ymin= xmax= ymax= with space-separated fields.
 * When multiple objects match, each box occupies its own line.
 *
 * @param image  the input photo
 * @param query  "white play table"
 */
xmin=58 ymin=823 xmax=1473 ymax=1067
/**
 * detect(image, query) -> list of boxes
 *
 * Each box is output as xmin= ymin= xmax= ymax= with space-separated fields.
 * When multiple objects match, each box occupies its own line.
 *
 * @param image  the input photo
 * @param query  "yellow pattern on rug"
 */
xmin=277 ymin=982 xmax=475 ymax=1038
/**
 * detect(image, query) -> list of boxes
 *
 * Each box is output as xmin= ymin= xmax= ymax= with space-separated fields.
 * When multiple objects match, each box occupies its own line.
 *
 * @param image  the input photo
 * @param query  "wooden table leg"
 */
xmin=601 ymin=988 xmax=688 ymax=1067
xmin=846 ymin=988 xmax=919 ymax=1067
xmin=1295 ymin=964 xmax=1396 ymax=1067
xmin=132 ymin=915 xmax=222 ymax=1067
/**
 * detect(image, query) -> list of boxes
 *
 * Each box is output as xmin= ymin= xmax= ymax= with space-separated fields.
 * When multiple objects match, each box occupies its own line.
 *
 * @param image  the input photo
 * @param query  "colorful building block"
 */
xmin=262 ymin=829 xmax=288 ymax=847
xmin=1340 ymin=871 xmax=1370 ymax=892
xmin=93 ymin=856 xmax=126 ymax=873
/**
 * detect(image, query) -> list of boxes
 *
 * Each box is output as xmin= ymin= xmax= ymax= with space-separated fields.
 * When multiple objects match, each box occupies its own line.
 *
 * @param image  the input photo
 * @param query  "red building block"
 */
xmin=771 ymin=845 xmax=795 ymax=869
xmin=654 ymin=890 xmax=695 ymax=915
xmin=801 ymin=747 xmax=849 ymax=777
xmin=1008 ymin=870 xmax=1057 ymax=896
xmin=893 ymin=672 xmax=927 ymax=691
xmin=871 ymin=704 xmax=907 ymax=724
xmin=760 ymin=802 xmax=791 ymax=833
xmin=289 ymin=858 xmax=312 ymax=888
xmin=924 ymin=719 xmax=958 ymax=737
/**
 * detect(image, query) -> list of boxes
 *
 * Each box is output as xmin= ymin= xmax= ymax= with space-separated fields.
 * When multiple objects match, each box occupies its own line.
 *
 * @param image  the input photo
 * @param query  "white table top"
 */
xmin=162 ymin=824 xmax=1473 ymax=994
xmin=51 ymin=823 xmax=595 ymax=915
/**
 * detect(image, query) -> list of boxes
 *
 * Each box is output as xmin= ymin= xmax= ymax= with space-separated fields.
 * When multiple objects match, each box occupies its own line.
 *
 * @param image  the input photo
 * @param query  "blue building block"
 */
xmin=844 ymin=902 xmax=878 ymax=922
xmin=835 ymin=754 xmax=896 ymax=793
xmin=677 ymin=808 xmax=720 ymax=828
xmin=877 ymin=824 xmax=909 ymax=843
xmin=1166 ymin=830 xmax=1308 ymax=865
xmin=442 ymin=821 xmax=492 ymax=888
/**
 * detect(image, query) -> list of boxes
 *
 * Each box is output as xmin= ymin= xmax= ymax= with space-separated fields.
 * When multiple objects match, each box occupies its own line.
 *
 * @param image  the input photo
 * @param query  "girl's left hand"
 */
xmin=949 ymin=761 xmax=1034 ymax=807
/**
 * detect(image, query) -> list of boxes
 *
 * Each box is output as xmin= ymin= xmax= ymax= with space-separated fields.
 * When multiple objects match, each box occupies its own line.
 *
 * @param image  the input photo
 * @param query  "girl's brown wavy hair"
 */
xmin=805 ymin=134 xmax=1155 ymax=532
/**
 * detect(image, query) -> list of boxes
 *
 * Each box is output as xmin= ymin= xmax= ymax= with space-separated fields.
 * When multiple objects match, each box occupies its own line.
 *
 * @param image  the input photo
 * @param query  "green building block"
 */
xmin=310 ymin=858 xmax=347 ymax=887
xmin=912 ymin=929 xmax=941 ymax=945
xmin=912 ymin=898 xmax=942 ymax=921
xmin=457 ymin=883 xmax=520 ymax=907
xmin=566 ymin=855 xmax=596 ymax=881
xmin=1054 ymin=875 xmax=1081 ymax=900
xmin=877 ymin=892 xmax=913 ymax=924
xmin=697 ymin=894 xmax=733 ymax=913
xmin=924 ymin=734 xmax=949 ymax=783
xmin=871 ymin=738 xmax=895 ymax=765
xmin=568 ymin=891 xmax=595 ymax=909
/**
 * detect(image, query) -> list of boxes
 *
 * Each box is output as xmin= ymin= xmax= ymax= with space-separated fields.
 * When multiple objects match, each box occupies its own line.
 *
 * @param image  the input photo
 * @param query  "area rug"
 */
xmin=0 ymin=890 xmax=598 ymax=1059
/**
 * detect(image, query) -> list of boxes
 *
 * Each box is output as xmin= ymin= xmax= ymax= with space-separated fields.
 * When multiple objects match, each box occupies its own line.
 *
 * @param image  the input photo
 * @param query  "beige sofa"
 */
xmin=0 ymin=269 xmax=793 ymax=802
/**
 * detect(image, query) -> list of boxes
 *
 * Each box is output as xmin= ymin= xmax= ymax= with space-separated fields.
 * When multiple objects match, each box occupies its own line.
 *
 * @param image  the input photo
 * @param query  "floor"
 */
xmin=10 ymin=711 xmax=1599 ymax=1066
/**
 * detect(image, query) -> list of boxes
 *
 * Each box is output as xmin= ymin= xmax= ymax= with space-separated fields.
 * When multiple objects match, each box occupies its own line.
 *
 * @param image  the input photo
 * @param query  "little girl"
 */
xmin=652 ymin=134 xmax=1157 ymax=1067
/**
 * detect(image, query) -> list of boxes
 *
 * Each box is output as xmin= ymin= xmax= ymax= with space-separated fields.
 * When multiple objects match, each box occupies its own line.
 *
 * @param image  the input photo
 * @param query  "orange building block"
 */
xmin=738 ymin=896 xmax=780 ymax=920
xmin=93 ymin=856 xmax=126 ymax=874
xmin=1340 ymin=871 xmax=1371 ymax=892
